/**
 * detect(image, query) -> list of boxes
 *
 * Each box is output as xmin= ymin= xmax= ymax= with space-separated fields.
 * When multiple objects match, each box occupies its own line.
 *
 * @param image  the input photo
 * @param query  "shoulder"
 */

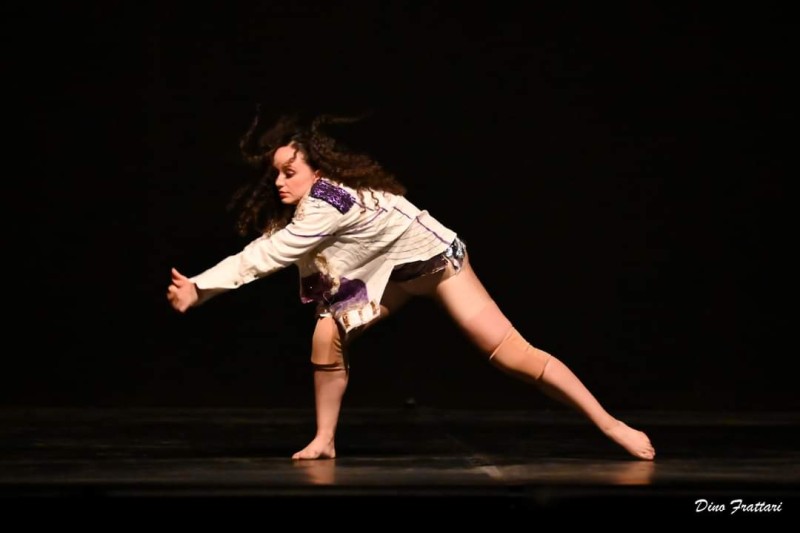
xmin=308 ymin=179 xmax=357 ymax=214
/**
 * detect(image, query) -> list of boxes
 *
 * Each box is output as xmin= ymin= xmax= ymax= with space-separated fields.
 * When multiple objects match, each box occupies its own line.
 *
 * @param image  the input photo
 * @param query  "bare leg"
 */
xmin=293 ymin=283 xmax=412 ymax=460
xmin=538 ymin=357 xmax=655 ymax=460
xmin=425 ymin=254 xmax=655 ymax=460
xmin=292 ymin=368 xmax=347 ymax=460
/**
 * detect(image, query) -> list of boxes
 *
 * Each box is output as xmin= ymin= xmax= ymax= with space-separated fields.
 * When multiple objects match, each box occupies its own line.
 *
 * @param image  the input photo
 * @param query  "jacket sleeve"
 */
xmin=189 ymin=195 xmax=347 ymax=294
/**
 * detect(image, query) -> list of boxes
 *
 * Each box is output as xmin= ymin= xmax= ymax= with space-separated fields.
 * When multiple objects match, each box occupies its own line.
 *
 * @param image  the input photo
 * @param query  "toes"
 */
xmin=639 ymin=449 xmax=655 ymax=460
xmin=293 ymin=451 xmax=319 ymax=460
xmin=292 ymin=449 xmax=315 ymax=460
xmin=293 ymin=446 xmax=331 ymax=460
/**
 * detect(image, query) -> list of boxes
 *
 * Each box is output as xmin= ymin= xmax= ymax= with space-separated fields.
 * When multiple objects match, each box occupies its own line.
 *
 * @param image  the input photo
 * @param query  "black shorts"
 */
xmin=389 ymin=237 xmax=467 ymax=282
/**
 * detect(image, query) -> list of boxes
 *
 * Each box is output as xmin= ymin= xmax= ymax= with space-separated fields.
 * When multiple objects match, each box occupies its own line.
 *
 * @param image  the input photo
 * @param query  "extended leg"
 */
xmin=431 ymin=255 xmax=655 ymax=460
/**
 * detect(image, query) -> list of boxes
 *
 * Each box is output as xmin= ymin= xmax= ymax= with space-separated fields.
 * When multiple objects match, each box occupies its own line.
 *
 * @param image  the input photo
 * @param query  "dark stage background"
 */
xmin=6 ymin=3 xmax=794 ymax=412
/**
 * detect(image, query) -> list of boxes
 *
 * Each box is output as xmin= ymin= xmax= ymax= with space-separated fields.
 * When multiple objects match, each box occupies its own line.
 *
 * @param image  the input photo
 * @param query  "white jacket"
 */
xmin=191 ymin=178 xmax=457 ymax=332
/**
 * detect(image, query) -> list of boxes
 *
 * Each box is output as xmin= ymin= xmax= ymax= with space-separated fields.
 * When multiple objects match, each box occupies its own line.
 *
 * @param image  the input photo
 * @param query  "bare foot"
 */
xmin=603 ymin=420 xmax=656 ymax=460
xmin=292 ymin=436 xmax=336 ymax=460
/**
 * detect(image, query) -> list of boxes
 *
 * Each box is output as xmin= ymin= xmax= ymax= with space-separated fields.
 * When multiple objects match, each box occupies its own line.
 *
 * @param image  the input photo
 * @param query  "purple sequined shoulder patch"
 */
xmin=310 ymin=180 xmax=355 ymax=214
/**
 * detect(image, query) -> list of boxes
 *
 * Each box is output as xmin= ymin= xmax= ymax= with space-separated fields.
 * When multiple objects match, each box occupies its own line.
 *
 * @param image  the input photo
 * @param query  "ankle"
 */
xmin=314 ymin=431 xmax=336 ymax=443
xmin=600 ymin=418 xmax=622 ymax=434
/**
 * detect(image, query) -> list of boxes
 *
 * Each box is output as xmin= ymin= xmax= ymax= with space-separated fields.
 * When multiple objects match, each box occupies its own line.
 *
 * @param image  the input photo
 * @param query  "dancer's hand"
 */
xmin=167 ymin=267 xmax=199 ymax=313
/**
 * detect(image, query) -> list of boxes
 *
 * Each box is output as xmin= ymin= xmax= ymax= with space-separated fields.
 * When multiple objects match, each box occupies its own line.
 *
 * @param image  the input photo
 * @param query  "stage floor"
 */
xmin=1 ymin=407 xmax=798 ymax=518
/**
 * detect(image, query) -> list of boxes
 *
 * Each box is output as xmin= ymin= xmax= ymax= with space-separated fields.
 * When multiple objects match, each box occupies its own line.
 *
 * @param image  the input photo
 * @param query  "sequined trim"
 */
xmin=444 ymin=236 xmax=466 ymax=271
xmin=310 ymin=179 xmax=355 ymax=214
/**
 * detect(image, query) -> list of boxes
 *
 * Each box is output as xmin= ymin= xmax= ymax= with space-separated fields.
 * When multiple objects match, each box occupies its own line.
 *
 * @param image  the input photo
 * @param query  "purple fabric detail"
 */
xmin=329 ymin=277 xmax=369 ymax=314
xmin=300 ymin=273 xmax=369 ymax=314
xmin=286 ymin=228 xmax=334 ymax=238
xmin=392 ymin=207 xmax=449 ymax=244
xmin=412 ymin=217 xmax=449 ymax=244
xmin=310 ymin=180 xmax=355 ymax=214
xmin=393 ymin=206 xmax=413 ymax=219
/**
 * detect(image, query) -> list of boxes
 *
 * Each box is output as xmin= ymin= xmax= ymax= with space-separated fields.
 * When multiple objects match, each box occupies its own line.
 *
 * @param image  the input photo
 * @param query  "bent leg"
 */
xmin=293 ymin=315 xmax=348 ymax=460
xmin=432 ymin=255 xmax=655 ymax=461
xmin=294 ymin=283 xmax=413 ymax=460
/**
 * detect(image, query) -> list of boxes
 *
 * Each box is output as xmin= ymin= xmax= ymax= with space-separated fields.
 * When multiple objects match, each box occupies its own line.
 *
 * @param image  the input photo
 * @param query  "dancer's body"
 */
xmin=167 ymin=112 xmax=655 ymax=461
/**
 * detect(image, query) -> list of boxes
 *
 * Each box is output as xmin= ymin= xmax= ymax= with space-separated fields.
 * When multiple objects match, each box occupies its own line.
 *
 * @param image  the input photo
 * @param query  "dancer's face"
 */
xmin=273 ymin=143 xmax=318 ymax=205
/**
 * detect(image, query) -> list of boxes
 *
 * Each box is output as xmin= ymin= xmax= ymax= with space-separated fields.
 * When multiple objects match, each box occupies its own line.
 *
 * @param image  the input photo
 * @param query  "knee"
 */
xmin=310 ymin=315 xmax=348 ymax=372
xmin=487 ymin=327 xmax=552 ymax=381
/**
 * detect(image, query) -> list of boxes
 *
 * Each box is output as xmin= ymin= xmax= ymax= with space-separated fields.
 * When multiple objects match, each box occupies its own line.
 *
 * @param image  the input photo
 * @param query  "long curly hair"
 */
xmin=229 ymin=107 xmax=406 ymax=237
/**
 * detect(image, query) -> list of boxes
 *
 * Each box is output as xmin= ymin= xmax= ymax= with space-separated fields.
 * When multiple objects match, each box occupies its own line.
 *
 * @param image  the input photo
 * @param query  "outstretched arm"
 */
xmin=167 ymin=193 xmax=352 ymax=310
xmin=166 ymin=267 xmax=200 ymax=313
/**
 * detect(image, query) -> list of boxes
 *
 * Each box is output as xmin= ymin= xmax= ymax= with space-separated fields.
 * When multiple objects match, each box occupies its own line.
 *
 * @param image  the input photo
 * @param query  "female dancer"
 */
xmin=167 ymin=111 xmax=655 ymax=461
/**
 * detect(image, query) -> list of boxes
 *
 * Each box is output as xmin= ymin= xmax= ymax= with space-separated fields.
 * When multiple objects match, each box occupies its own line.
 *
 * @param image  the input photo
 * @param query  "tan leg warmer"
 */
xmin=310 ymin=315 xmax=347 ymax=371
xmin=489 ymin=327 xmax=552 ymax=381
